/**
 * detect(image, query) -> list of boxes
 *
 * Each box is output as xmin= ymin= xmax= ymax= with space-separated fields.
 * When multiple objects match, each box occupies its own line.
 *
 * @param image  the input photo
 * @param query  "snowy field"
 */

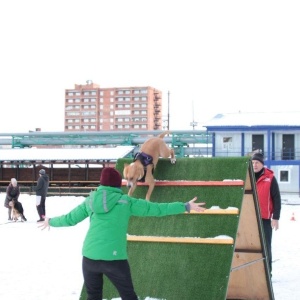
xmin=0 ymin=193 xmax=299 ymax=300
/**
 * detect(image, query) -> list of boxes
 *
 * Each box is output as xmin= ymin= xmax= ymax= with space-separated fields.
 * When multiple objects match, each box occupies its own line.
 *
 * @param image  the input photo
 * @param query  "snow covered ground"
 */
xmin=0 ymin=193 xmax=299 ymax=300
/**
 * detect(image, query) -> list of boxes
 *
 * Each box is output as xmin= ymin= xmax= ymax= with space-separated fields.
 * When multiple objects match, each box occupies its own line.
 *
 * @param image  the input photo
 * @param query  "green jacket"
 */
xmin=49 ymin=185 xmax=187 ymax=260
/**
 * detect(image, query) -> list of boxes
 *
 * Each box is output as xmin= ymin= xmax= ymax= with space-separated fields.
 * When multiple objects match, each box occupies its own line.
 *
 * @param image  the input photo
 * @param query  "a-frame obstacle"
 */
xmin=79 ymin=157 xmax=274 ymax=300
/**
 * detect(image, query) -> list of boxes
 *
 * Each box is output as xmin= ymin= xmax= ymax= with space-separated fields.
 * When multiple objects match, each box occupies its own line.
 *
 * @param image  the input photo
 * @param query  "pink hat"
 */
xmin=100 ymin=167 xmax=122 ymax=187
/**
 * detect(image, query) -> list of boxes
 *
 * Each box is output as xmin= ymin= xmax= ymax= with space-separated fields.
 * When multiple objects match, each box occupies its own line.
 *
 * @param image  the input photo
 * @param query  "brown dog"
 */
xmin=123 ymin=131 xmax=176 ymax=200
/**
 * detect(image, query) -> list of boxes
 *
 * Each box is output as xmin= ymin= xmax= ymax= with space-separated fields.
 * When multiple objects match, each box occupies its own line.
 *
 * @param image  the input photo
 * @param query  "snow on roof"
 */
xmin=204 ymin=111 xmax=300 ymax=127
xmin=0 ymin=146 xmax=134 ymax=162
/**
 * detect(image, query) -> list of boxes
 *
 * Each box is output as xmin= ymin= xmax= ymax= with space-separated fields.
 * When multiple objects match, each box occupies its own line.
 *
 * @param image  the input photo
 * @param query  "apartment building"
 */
xmin=64 ymin=81 xmax=162 ymax=132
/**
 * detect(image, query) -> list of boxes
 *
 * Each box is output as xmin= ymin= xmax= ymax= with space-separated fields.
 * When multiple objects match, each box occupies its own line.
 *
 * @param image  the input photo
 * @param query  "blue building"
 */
xmin=204 ymin=111 xmax=300 ymax=199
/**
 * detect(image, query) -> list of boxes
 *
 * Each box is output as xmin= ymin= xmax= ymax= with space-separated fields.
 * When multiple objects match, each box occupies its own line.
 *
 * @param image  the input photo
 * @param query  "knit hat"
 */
xmin=100 ymin=167 xmax=122 ymax=187
xmin=39 ymin=169 xmax=46 ymax=175
xmin=251 ymin=153 xmax=264 ymax=165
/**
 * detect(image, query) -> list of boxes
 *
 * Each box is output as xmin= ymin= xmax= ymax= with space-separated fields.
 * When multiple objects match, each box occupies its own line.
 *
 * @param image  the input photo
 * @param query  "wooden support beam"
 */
xmin=127 ymin=235 xmax=234 ymax=245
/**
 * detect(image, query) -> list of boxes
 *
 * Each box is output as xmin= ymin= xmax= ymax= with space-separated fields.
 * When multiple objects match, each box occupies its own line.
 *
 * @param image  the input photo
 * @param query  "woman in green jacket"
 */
xmin=39 ymin=167 xmax=206 ymax=300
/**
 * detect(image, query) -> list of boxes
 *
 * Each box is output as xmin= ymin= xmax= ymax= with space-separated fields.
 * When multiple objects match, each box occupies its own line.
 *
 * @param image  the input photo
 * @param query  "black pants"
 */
xmin=262 ymin=218 xmax=273 ymax=273
xmin=82 ymin=256 xmax=138 ymax=300
xmin=36 ymin=196 xmax=46 ymax=218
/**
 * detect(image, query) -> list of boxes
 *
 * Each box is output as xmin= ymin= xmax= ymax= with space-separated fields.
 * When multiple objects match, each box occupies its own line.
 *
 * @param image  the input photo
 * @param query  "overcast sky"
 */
xmin=1 ymin=0 xmax=300 ymax=133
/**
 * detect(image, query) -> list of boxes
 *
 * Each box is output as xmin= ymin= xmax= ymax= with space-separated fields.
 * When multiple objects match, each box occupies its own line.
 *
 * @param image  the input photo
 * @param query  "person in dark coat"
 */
xmin=34 ymin=169 xmax=49 ymax=222
xmin=251 ymin=152 xmax=281 ymax=275
xmin=4 ymin=178 xmax=20 ymax=220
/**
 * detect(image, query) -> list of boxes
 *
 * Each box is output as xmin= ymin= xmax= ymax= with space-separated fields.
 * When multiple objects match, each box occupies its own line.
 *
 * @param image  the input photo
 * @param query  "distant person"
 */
xmin=251 ymin=152 xmax=281 ymax=274
xmin=4 ymin=178 xmax=20 ymax=220
xmin=34 ymin=169 xmax=49 ymax=222
xmin=39 ymin=167 xmax=206 ymax=300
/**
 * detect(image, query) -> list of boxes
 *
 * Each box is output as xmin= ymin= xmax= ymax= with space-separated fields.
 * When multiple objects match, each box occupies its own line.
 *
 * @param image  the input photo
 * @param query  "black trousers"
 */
xmin=262 ymin=218 xmax=273 ymax=273
xmin=36 ymin=196 xmax=46 ymax=218
xmin=82 ymin=256 xmax=138 ymax=300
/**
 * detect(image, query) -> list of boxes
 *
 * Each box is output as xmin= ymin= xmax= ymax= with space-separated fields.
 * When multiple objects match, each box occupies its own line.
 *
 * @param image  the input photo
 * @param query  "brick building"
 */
xmin=64 ymin=81 xmax=162 ymax=132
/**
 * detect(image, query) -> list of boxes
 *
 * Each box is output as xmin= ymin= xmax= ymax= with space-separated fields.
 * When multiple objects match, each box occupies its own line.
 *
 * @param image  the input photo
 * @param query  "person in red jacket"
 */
xmin=251 ymin=152 xmax=281 ymax=274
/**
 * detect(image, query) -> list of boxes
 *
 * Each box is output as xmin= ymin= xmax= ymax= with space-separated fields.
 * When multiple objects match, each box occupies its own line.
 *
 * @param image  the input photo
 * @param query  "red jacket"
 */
xmin=256 ymin=168 xmax=278 ymax=219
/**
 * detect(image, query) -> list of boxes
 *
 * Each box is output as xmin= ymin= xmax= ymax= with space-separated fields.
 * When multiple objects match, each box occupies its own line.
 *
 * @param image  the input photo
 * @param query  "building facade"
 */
xmin=64 ymin=81 xmax=162 ymax=132
xmin=204 ymin=111 xmax=300 ymax=198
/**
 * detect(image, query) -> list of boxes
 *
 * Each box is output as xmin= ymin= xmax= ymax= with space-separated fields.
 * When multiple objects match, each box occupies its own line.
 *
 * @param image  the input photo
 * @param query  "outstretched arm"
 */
xmin=185 ymin=197 xmax=206 ymax=213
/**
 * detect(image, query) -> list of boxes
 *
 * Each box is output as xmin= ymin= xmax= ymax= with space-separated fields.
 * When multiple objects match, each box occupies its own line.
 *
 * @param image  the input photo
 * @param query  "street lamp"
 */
xmin=190 ymin=121 xmax=198 ymax=130
xmin=190 ymin=101 xmax=198 ymax=130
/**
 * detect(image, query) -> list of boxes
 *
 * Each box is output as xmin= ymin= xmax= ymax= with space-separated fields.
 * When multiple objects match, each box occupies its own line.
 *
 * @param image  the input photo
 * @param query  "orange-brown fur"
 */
xmin=123 ymin=131 xmax=176 ymax=200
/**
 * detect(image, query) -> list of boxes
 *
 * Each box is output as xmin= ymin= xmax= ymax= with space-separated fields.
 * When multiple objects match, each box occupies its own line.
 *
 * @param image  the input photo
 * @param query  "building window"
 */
xmin=222 ymin=137 xmax=233 ymax=150
xmin=66 ymin=112 xmax=80 ymax=116
xmin=110 ymin=98 xmax=114 ymax=102
xmin=279 ymin=170 xmax=289 ymax=183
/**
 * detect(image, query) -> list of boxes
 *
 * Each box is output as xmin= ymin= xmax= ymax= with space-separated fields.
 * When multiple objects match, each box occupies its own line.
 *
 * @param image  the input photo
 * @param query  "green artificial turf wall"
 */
xmin=80 ymin=157 xmax=250 ymax=300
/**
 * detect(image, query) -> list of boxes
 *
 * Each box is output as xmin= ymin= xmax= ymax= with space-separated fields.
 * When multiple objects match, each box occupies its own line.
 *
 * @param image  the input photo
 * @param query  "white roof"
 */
xmin=204 ymin=111 xmax=300 ymax=127
xmin=0 ymin=146 xmax=134 ymax=162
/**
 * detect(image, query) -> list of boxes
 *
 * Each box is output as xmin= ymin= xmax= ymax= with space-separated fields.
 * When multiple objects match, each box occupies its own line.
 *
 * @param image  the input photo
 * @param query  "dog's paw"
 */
xmin=170 ymin=158 xmax=176 ymax=164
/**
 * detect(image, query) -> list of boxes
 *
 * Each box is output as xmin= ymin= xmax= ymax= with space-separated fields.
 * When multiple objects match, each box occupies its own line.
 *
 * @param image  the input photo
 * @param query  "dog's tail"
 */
xmin=157 ymin=131 xmax=170 ymax=139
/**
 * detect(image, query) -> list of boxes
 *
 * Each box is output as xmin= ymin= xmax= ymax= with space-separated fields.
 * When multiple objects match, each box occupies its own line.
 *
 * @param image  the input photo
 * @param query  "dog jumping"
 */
xmin=123 ymin=131 xmax=176 ymax=200
xmin=9 ymin=200 xmax=27 ymax=222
